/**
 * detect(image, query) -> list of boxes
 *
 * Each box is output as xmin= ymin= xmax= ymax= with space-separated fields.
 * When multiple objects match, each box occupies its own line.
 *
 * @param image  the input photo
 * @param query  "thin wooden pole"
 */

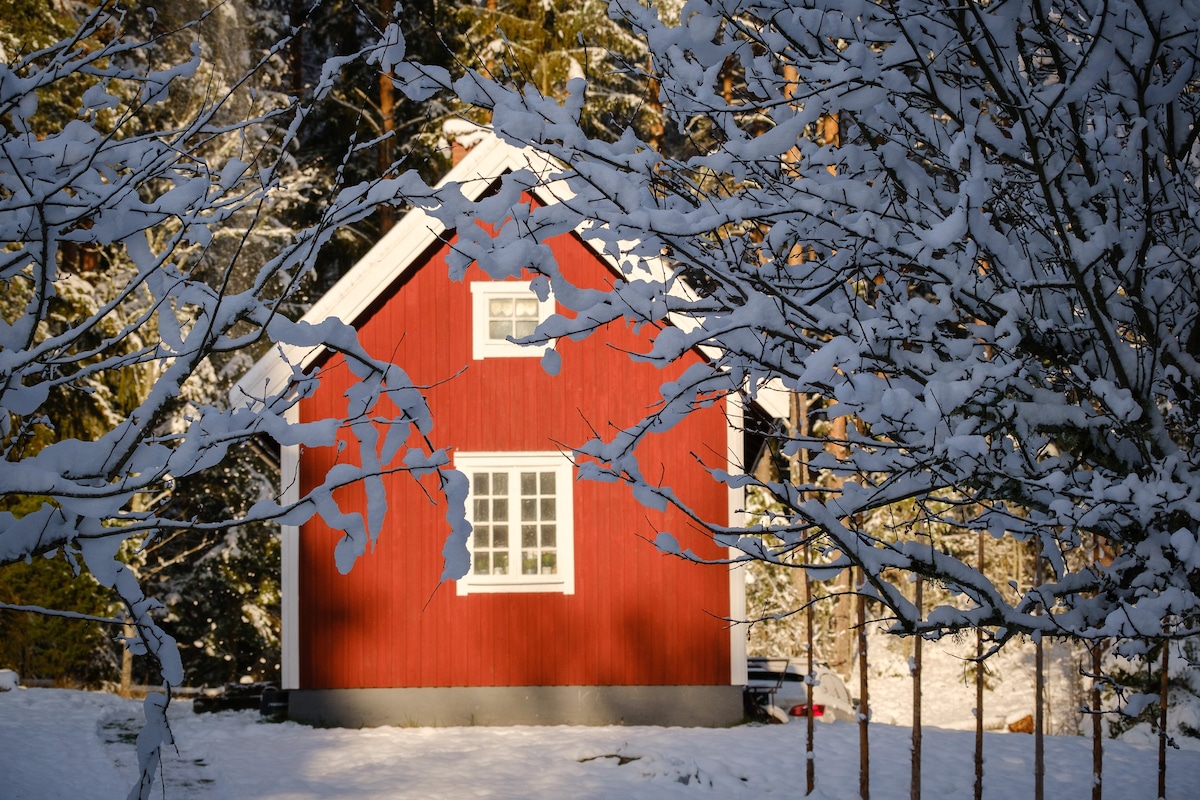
xmin=1092 ymin=532 xmax=1104 ymax=800
xmin=974 ymin=532 xmax=984 ymax=800
xmin=858 ymin=566 xmax=870 ymax=800
xmin=1159 ymin=638 xmax=1169 ymax=800
xmin=911 ymin=575 xmax=922 ymax=800
xmin=974 ymin=531 xmax=985 ymax=800
xmin=1034 ymin=548 xmax=1045 ymax=800
xmin=790 ymin=392 xmax=816 ymax=796
xmin=1092 ymin=640 xmax=1104 ymax=800
xmin=806 ymin=556 xmax=816 ymax=795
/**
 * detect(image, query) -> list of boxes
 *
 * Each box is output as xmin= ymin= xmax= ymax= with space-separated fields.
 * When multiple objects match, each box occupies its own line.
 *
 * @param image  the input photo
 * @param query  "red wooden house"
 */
xmin=237 ymin=135 xmax=748 ymax=727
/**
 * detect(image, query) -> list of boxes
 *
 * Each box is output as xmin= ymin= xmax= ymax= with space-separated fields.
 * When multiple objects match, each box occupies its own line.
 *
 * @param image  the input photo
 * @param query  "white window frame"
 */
xmin=454 ymin=451 xmax=575 ymax=595
xmin=470 ymin=281 xmax=554 ymax=360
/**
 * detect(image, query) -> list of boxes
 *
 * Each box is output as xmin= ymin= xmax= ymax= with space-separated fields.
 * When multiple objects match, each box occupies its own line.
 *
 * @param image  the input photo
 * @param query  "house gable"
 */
xmin=296 ymin=221 xmax=735 ymax=689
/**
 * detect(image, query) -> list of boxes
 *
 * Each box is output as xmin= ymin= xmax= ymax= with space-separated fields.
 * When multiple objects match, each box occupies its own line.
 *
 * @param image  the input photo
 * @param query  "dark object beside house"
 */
xmin=192 ymin=681 xmax=285 ymax=718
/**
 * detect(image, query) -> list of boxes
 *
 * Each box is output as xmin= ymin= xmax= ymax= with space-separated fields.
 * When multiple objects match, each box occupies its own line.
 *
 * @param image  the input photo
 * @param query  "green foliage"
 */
xmin=454 ymin=0 xmax=658 ymax=144
xmin=0 ymin=550 xmax=111 ymax=685
xmin=1 ymin=271 xmax=156 ymax=457
xmin=0 ymin=264 xmax=153 ymax=687
xmin=142 ymin=445 xmax=282 ymax=686
xmin=161 ymin=524 xmax=281 ymax=687
xmin=1 ymin=1 xmax=289 ymax=689
xmin=0 ymin=0 xmax=74 ymax=53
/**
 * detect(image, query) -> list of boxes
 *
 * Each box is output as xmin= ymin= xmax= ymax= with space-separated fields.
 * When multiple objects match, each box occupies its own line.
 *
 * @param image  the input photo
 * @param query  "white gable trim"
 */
xmin=279 ymin=403 xmax=300 ymax=689
xmin=727 ymin=394 xmax=749 ymax=685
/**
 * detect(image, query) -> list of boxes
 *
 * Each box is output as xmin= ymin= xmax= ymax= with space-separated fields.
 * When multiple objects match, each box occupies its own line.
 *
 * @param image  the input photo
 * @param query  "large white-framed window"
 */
xmin=470 ymin=281 xmax=554 ymax=360
xmin=454 ymin=451 xmax=574 ymax=595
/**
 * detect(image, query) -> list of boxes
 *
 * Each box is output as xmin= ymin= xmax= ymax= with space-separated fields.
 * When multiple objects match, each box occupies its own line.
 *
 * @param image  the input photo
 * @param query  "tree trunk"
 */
xmin=289 ymin=0 xmax=305 ymax=94
xmin=790 ymin=391 xmax=816 ymax=796
xmin=646 ymin=65 xmax=664 ymax=154
xmin=377 ymin=0 xmax=396 ymax=234
xmin=119 ymin=617 xmax=134 ymax=698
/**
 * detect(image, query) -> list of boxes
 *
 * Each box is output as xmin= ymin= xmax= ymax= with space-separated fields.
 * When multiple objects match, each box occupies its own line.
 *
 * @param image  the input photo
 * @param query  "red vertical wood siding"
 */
xmin=298 ymin=216 xmax=732 ymax=690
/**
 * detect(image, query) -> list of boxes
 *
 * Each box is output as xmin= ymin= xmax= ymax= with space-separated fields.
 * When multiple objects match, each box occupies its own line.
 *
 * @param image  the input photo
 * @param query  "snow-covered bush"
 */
xmin=1105 ymin=637 xmax=1200 ymax=742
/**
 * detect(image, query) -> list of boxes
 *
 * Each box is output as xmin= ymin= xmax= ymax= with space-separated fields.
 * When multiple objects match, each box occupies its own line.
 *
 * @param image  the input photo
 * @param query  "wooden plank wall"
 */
xmin=298 ymin=222 xmax=732 ymax=689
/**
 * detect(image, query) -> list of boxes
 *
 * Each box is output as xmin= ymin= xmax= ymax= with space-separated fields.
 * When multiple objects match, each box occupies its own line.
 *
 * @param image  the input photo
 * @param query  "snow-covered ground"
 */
xmin=3 ymin=685 xmax=1200 ymax=800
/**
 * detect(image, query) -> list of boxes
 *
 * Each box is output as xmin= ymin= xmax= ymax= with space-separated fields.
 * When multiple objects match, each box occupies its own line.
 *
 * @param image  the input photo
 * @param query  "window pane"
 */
xmin=515 ymin=298 xmax=539 ymax=317
xmin=462 ymin=457 xmax=566 ymax=588
xmin=489 ymin=297 xmax=514 ymax=317
xmin=489 ymin=320 xmax=512 ymax=340
xmin=514 ymin=319 xmax=537 ymax=338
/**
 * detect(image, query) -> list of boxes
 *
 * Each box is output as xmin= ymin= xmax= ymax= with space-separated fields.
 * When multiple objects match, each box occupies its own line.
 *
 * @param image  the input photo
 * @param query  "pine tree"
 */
xmin=453 ymin=0 xmax=661 ymax=146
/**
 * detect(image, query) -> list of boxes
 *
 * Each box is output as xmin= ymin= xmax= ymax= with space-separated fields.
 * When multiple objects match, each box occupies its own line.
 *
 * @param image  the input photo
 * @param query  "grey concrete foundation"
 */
xmin=288 ymin=684 xmax=744 ymax=728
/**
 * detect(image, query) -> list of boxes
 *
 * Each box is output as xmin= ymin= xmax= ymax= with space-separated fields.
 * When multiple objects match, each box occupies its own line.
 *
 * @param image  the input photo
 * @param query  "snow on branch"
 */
xmin=393 ymin=0 xmax=1200 ymax=646
xmin=0 ymin=6 xmax=465 ymax=796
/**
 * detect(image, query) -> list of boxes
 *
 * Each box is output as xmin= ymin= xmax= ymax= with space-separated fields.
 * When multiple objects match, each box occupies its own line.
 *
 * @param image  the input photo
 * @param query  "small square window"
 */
xmin=471 ymin=282 xmax=554 ymax=360
xmin=454 ymin=451 xmax=574 ymax=595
